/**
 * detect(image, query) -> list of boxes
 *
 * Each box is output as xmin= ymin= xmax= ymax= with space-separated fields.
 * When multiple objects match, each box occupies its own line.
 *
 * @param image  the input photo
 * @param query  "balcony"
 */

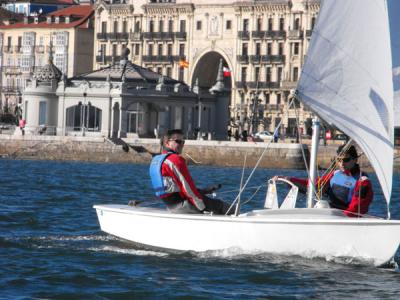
xmin=130 ymin=32 xmax=142 ymax=40
xmin=251 ymin=31 xmax=265 ymax=39
xmin=174 ymin=32 xmax=187 ymax=40
xmin=288 ymin=29 xmax=303 ymax=39
xmin=281 ymin=80 xmax=297 ymax=89
xmin=3 ymin=46 xmax=13 ymax=53
xmin=97 ymin=32 xmax=108 ymax=40
xmin=235 ymin=81 xmax=247 ymax=89
xmin=143 ymin=55 xmax=175 ymax=63
xmin=237 ymin=55 xmax=249 ymax=63
xmin=261 ymin=55 xmax=285 ymax=64
xmin=306 ymin=30 xmax=313 ymax=38
xmin=238 ymin=31 xmax=250 ymax=40
xmin=4 ymin=66 xmax=21 ymax=74
xmin=265 ymin=30 xmax=286 ymax=39
xmin=1 ymin=86 xmax=21 ymax=93
xmin=249 ymin=55 xmax=261 ymax=64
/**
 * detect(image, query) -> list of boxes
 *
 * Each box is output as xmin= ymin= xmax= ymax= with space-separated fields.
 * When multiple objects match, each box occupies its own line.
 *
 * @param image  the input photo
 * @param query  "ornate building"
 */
xmin=0 ymin=5 xmax=94 ymax=115
xmin=93 ymin=0 xmax=320 ymax=137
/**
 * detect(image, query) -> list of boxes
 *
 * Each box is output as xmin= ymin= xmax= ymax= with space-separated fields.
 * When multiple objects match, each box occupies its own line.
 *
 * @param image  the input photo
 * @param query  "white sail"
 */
xmin=388 ymin=0 xmax=400 ymax=127
xmin=297 ymin=0 xmax=394 ymax=205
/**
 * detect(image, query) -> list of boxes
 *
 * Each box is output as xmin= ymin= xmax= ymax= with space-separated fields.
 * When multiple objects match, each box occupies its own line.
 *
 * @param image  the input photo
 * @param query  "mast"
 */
xmin=306 ymin=117 xmax=320 ymax=208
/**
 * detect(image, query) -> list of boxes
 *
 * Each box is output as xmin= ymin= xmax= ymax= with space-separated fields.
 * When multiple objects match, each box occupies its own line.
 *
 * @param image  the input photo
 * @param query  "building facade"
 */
xmin=93 ymin=0 xmax=319 ymax=137
xmin=2 ymin=0 xmax=76 ymax=16
xmin=22 ymin=49 xmax=228 ymax=139
xmin=0 ymin=5 xmax=94 ymax=115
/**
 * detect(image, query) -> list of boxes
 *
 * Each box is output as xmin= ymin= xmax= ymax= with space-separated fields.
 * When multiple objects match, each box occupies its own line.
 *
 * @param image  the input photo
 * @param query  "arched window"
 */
xmin=66 ymin=103 xmax=102 ymax=131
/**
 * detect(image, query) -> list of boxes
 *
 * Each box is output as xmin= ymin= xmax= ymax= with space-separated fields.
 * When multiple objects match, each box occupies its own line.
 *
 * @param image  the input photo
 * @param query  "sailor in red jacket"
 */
xmin=150 ymin=129 xmax=232 ymax=215
xmin=278 ymin=145 xmax=373 ymax=216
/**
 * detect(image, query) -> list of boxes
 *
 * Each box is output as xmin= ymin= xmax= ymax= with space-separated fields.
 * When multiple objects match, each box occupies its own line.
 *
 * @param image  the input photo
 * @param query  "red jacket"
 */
xmin=160 ymin=151 xmax=205 ymax=211
xmin=290 ymin=166 xmax=373 ymax=217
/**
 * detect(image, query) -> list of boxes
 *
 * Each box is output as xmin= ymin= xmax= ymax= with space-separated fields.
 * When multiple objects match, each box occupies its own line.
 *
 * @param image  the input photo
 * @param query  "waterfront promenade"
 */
xmin=1 ymin=134 xmax=399 ymax=171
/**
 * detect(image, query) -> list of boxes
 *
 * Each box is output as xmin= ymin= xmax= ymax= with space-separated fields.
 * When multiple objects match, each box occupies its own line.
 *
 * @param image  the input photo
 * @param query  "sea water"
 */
xmin=1 ymin=159 xmax=399 ymax=299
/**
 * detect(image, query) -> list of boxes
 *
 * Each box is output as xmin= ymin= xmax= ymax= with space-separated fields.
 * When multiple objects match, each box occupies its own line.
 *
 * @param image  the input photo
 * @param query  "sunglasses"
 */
xmin=337 ymin=157 xmax=353 ymax=163
xmin=169 ymin=139 xmax=185 ymax=145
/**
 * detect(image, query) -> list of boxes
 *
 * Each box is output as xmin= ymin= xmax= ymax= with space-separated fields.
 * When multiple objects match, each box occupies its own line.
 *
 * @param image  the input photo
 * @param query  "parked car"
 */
xmin=254 ymin=130 xmax=274 ymax=140
xmin=334 ymin=133 xmax=348 ymax=140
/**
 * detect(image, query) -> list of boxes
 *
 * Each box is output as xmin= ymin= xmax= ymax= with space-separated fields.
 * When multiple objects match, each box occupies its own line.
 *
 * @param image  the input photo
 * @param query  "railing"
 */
xmin=142 ymin=55 xmax=176 ymax=63
xmin=1 ymin=86 xmax=21 ymax=93
xmin=261 ymin=55 xmax=285 ymax=64
xmin=97 ymin=32 xmax=108 ymax=40
xmin=265 ymin=30 xmax=286 ymax=39
xmin=14 ymin=45 xmax=22 ymax=53
xmin=237 ymin=55 xmax=249 ymax=63
xmin=249 ymin=55 xmax=261 ymax=64
xmin=4 ymin=66 xmax=21 ymax=74
xmin=238 ymin=31 xmax=250 ymax=40
xmin=281 ymin=80 xmax=297 ymax=89
xmin=174 ymin=32 xmax=187 ymax=40
xmin=288 ymin=29 xmax=303 ymax=39
xmin=3 ymin=46 xmax=13 ymax=53
xmin=251 ymin=30 xmax=265 ymax=39
xmin=306 ymin=30 xmax=313 ymax=37
xmin=129 ymin=32 xmax=142 ymax=40
xmin=266 ymin=104 xmax=285 ymax=111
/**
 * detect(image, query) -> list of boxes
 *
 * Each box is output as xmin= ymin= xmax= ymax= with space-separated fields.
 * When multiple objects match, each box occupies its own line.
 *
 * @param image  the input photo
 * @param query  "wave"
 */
xmin=88 ymin=245 xmax=169 ymax=257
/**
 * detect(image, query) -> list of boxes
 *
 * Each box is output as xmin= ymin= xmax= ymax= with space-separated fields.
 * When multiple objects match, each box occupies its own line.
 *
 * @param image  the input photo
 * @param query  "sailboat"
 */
xmin=93 ymin=0 xmax=400 ymax=266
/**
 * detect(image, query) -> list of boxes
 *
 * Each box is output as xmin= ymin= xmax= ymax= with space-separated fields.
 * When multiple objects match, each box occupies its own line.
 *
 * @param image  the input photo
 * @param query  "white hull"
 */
xmin=94 ymin=204 xmax=400 ymax=266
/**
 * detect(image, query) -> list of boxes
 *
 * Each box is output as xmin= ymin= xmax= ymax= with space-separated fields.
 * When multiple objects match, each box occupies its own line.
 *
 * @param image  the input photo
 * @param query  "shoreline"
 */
xmin=1 ymin=134 xmax=399 ymax=171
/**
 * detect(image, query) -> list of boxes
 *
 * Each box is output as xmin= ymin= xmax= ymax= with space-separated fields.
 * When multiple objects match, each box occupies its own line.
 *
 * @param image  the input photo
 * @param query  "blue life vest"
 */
xmin=149 ymin=153 xmax=172 ymax=197
xmin=329 ymin=170 xmax=358 ymax=205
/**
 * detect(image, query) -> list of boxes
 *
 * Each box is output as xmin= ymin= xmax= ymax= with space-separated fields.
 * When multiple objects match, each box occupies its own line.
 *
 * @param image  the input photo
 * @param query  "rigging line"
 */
xmin=217 ymin=185 xmax=264 ymax=194
xmin=241 ymin=185 xmax=263 ymax=206
xmin=233 ymin=152 xmax=247 ymax=216
xmin=228 ymin=97 xmax=296 ymax=214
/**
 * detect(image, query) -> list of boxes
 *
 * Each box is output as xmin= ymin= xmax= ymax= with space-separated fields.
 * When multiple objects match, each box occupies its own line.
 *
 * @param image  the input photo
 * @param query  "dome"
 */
xmin=33 ymin=60 xmax=62 ymax=82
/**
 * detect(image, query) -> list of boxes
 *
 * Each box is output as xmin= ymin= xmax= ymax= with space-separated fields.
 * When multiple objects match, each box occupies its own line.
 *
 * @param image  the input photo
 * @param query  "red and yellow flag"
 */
xmin=179 ymin=59 xmax=189 ymax=68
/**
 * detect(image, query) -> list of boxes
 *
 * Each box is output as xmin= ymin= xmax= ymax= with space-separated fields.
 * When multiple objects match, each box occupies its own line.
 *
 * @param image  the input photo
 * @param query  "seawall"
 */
xmin=1 ymin=134 xmax=399 ymax=171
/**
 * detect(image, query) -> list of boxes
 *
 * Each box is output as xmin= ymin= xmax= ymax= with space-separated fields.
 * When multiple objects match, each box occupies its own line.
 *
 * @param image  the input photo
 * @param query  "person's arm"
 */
xmin=344 ymin=176 xmax=373 ymax=217
xmin=164 ymin=155 xmax=205 ymax=211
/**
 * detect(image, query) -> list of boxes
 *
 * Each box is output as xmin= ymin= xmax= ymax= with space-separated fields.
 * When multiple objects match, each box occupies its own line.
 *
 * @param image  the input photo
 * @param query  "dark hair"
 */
xmin=165 ymin=129 xmax=184 ymax=139
xmin=337 ymin=144 xmax=358 ymax=158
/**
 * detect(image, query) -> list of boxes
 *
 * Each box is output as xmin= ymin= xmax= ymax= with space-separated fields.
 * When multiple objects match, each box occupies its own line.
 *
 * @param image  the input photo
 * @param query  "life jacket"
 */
xmin=329 ymin=170 xmax=359 ymax=205
xmin=149 ymin=152 xmax=172 ymax=197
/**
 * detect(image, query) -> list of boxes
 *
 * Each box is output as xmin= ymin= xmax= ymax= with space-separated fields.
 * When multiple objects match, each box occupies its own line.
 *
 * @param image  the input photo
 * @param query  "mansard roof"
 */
xmin=33 ymin=59 xmax=63 ymax=82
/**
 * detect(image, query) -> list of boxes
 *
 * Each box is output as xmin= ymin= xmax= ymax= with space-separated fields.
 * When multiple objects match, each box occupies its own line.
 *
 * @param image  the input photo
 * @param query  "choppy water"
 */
xmin=1 ymin=159 xmax=400 ymax=299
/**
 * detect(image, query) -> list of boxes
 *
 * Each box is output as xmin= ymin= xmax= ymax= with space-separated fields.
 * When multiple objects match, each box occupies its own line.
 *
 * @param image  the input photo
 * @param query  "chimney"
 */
xmin=55 ymin=17 xmax=59 ymax=24
xmin=24 ymin=16 xmax=29 ymax=24
xmin=34 ymin=17 xmax=39 ymax=24
xmin=47 ymin=16 xmax=52 ymax=24
xmin=65 ymin=16 xmax=70 ymax=24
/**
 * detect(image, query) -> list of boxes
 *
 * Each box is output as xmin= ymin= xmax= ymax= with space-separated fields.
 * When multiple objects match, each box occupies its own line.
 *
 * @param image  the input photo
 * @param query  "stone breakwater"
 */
xmin=1 ymin=135 xmax=399 ymax=171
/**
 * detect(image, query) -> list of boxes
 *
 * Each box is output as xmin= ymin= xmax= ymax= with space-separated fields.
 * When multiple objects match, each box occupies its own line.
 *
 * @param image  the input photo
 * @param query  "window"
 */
xmin=241 ymin=67 xmax=247 ymax=82
xmin=159 ymin=20 xmax=164 ymax=32
xmin=114 ymin=20 xmax=118 ymax=32
xmin=179 ymin=44 xmax=185 ymax=56
xmin=226 ymin=20 xmax=232 ymax=30
xmin=277 ymin=93 xmax=281 ymax=104
xmin=267 ymin=43 xmax=272 ymax=55
xmin=277 ymin=67 xmax=283 ymax=82
xmin=255 ymin=67 xmax=260 ymax=82
xmin=101 ymin=44 xmax=106 ymax=58
xmin=196 ymin=20 xmax=202 ymax=30
xmin=294 ymin=18 xmax=300 ymax=30
xmin=266 ymin=67 xmax=271 ymax=82
xmin=293 ymin=67 xmax=299 ymax=80
xmin=148 ymin=44 xmax=153 ymax=56
xmin=166 ymin=67 xmax=172 ymax=77
xmin=149 ymin=20 xmax=154 ymax=33
xmin=7 ymin=36 xmax=11 ymax=47
xmin=158 ymin=44 xmax=163 ymax=56
xmin=268 ymin=18 xmax=273 ymax=31
xmin=122 ymin=20 xmax=127 ymax=33
xmin=256 ymin=18 xmax=262 ymax=31
xmin=135 ymin=44 xmax=140 ymax=56
xmin=167 ymin=44 xmax=172 ymax=56
xmin=243 ymin=19 xmax=249 ymax=31
xmin=112 ymin=44 xmax=117 ymax=56
xmin=101 ymin=21 xmax=107 ymax=33
xmin=240 ymin=43 xmax=248 ymax=56
xmin=279 ymin=18 xmax=284 ymax=31
xmin=134 ymin=21 xmax=140 ymax=32
xmin=293 ymin=42 xmax=299 ymax=55
xmin=157 ymin=67 xmax=162 ymax=74
xmin=265 ymin=93 xmax=270 ymax=104
xmin=255 ymin=43 xmax=261 ymax=56
xmin=278 ymin=43 xmax=284 ymax=55
xmin=168 ymin=20 xmax=173 ymax=32
xmin=180 ymin=20 xmax=186 ymax=32
xmin=179 ymin=67 xmax=184 ymax=81
xmin=311 ymin=17 xmax=316 ymax=30
xmin=39 ymin=101 xmax=47 ymax=125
